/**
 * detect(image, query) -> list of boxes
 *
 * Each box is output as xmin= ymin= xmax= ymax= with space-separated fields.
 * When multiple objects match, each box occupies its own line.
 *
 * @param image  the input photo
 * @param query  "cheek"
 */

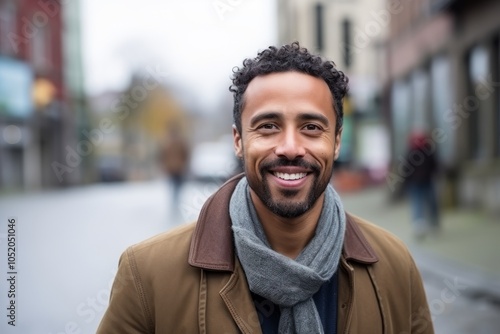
xmin=242 ymin=137 xmax=273 ymax=160
xmin=311 ymin=139 xmax=336 ymax=161
xmin=239 ymin=141 xmax=257 ymax=169
xmin=244 ymin=147 xmax=266 ymax=171
xmin=318 ymin=153 xmax=334 ymax=171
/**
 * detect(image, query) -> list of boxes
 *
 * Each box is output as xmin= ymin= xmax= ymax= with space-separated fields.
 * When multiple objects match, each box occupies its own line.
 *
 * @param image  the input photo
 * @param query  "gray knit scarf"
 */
xmin=229 ymin=177 xmax=346 ymax=334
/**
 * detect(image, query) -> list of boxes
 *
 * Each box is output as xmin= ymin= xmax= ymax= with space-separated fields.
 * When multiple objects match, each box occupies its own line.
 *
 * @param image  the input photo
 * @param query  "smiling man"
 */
xmin=97 ymin=42 xmax=434 ymax=334
xmin=237 ymin=72 xmax=337 ymax=218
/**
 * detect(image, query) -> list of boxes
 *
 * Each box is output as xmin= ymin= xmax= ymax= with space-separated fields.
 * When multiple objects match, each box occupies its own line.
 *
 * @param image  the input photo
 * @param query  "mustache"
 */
xmin=260 ymin=157 xmax=321 ymax=174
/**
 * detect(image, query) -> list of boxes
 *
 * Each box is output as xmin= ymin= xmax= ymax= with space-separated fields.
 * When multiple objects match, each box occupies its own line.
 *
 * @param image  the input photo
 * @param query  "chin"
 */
xmin=270 ymin=204 xmax=309 ymax=219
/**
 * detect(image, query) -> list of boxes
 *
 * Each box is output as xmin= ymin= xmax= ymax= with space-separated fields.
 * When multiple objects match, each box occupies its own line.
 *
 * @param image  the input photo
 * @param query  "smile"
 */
xmin=273 ymin=172 xmax=307 ymax=180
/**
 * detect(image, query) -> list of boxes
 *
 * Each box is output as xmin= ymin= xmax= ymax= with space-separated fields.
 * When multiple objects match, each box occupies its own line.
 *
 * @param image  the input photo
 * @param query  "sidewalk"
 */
xmin=340 ymin=185 xmax=500 ymax=302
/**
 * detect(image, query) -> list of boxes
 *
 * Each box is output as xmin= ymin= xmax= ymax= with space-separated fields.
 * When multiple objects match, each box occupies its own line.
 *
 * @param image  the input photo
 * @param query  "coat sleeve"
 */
xmin=96 ymin=248 xmax=152 ymax=334
xmin=409 ymin=256 xmax=435 ymax=334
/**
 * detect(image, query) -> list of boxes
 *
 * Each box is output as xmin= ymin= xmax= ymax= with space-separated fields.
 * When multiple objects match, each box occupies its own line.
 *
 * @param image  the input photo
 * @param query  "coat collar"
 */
xmin=188 ymin=174 xmax=378 ymax=271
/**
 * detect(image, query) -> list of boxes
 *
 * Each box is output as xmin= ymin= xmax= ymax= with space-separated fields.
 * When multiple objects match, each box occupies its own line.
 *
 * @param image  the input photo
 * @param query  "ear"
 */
xmin=333 ymin=127 xmax=343 ymax=160
xmin=232 ymin=125 xmax=243 ymax=158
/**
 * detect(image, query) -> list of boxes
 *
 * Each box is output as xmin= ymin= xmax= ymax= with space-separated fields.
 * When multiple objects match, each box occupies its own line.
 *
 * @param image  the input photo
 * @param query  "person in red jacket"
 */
xmin=404 ymin=130 xmax=440 ymax=239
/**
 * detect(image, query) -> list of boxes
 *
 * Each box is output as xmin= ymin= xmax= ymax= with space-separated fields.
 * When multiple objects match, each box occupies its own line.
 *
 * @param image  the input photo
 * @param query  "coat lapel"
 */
xmin=219 ymin=260 xmax=263 ymax=334
xmin=188 ymin=174 xmax=243 ymax=271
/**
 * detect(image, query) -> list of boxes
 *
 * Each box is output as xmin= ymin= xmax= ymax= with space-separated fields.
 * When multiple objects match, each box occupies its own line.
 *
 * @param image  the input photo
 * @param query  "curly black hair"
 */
xmin=229 ymin=42 xmax=349 ymax=135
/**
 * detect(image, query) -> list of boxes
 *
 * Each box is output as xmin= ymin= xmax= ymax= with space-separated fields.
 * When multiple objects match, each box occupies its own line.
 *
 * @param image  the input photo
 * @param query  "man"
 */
xmin=97 ymin=42 xmax=434 ymax=333
xmin=159 ymin=122 xmax=190 ymax=221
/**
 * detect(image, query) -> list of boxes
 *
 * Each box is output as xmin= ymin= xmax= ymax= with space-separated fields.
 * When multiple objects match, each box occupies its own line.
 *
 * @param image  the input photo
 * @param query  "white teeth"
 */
xmin=274 ymin=172 xmax=307 ymax=180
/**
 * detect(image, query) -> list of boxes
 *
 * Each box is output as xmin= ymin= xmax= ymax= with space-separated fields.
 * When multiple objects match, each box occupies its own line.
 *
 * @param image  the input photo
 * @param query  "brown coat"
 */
xmin=97 ymin=175 xmax=434 ymax=333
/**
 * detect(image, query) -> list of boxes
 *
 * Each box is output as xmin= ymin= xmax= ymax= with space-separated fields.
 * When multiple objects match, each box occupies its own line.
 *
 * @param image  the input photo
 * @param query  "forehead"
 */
xmin=241 ymin=71 xmax=335 ymax=119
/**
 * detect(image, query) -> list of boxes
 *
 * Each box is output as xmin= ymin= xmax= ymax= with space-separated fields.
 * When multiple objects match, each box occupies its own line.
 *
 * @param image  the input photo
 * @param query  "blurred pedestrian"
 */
xmin=159 ymin=123 xmax=190 ymax=220
xmin=98 ymin=42 xmax=433 ymax=333
xmin=404 ymin=130 xmax=440 ymax=239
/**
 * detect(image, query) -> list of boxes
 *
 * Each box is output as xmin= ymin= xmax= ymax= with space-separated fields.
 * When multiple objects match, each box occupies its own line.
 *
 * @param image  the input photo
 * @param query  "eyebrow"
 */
xmin=296 ymin=113 xmax=330 ymax=126
xmin=249 ymin=112 xmax=282 ymax=128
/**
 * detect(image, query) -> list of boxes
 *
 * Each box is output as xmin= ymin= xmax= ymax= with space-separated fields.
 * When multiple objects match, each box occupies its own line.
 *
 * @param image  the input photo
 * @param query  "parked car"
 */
xmin=189 ymin=141 xmax=241 ymax=182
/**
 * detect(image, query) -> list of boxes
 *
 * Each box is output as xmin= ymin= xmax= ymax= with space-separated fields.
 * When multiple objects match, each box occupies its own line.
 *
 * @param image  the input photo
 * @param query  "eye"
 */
xmin=304 ymin=124 xmax=320 ymax=131
xmin=261 ymin=123 xmax=277 ymax=130
xmin=257 ymin=123 xmax=279 ymax=134
xmin=302 ymin=123 xmax=323 ymax=134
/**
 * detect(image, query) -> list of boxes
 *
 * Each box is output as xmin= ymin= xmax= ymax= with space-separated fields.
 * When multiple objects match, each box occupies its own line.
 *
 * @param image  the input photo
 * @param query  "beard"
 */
xmin=246 ymin=157 xmax=333 ymax=218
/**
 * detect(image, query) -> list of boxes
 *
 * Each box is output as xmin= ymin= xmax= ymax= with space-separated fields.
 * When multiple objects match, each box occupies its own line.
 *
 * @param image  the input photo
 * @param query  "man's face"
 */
xmin=233 ymin=71 xmax=342 ymax=219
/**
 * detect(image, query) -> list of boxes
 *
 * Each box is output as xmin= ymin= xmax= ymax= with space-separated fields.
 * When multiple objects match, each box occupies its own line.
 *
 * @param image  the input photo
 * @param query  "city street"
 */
xmin=1 ymin=179 xmax=499 ymax=333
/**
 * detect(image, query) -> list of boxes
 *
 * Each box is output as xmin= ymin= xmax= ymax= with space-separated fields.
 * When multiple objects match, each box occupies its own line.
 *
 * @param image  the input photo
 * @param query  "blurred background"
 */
xmin=0 ymin=0 xmax=499 ymax=333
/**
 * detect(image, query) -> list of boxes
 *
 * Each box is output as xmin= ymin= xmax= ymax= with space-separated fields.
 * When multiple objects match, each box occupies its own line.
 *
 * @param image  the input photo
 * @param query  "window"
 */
xmin=391 ymin=80 xmax=412 ymax=158
xmin=431 ymin=55 xmax=454 ymax=165
xmin=342 ymin=18 xmax=352 ymax=69
xmin=495 ymin=37 xmax=500 ymax=157
xmin=410 ymin=69 xmax=431 ymax=131
xmin=315 ymin=3 xmax=324 ymax=52
xmin=31 ymin=24 xmax=51 ymax=69
xmin=467 ymin=45 xmax=489 ymax=160
xmin=0 ymin=0 xmax=17 ymax=55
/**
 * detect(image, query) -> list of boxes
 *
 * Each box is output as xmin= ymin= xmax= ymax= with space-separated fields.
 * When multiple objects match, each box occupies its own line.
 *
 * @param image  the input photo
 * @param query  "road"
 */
xmin=0 ymin=179 xmax=499 ymax=333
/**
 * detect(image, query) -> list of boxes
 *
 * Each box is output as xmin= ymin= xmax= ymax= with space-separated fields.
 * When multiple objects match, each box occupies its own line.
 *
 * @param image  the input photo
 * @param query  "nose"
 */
xmin=274 ymin=128 xmax=306 ymax=160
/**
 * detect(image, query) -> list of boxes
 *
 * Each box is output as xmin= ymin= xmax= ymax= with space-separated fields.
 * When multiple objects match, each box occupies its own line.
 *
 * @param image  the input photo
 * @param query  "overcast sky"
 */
xmin=81 ymin=0 xmax=277 ymax=112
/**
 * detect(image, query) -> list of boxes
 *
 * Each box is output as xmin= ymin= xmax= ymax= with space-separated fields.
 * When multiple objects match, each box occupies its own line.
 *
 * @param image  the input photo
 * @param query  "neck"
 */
xmin=250 ymin=192 xmax=325 ymax=259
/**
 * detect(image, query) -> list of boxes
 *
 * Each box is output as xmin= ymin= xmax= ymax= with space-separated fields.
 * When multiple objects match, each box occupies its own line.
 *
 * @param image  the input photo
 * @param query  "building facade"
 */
xmin=0 ymin=0 xmax=86 ymax=191
xmin=385 ymin=0 xmax=500 ymax=212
